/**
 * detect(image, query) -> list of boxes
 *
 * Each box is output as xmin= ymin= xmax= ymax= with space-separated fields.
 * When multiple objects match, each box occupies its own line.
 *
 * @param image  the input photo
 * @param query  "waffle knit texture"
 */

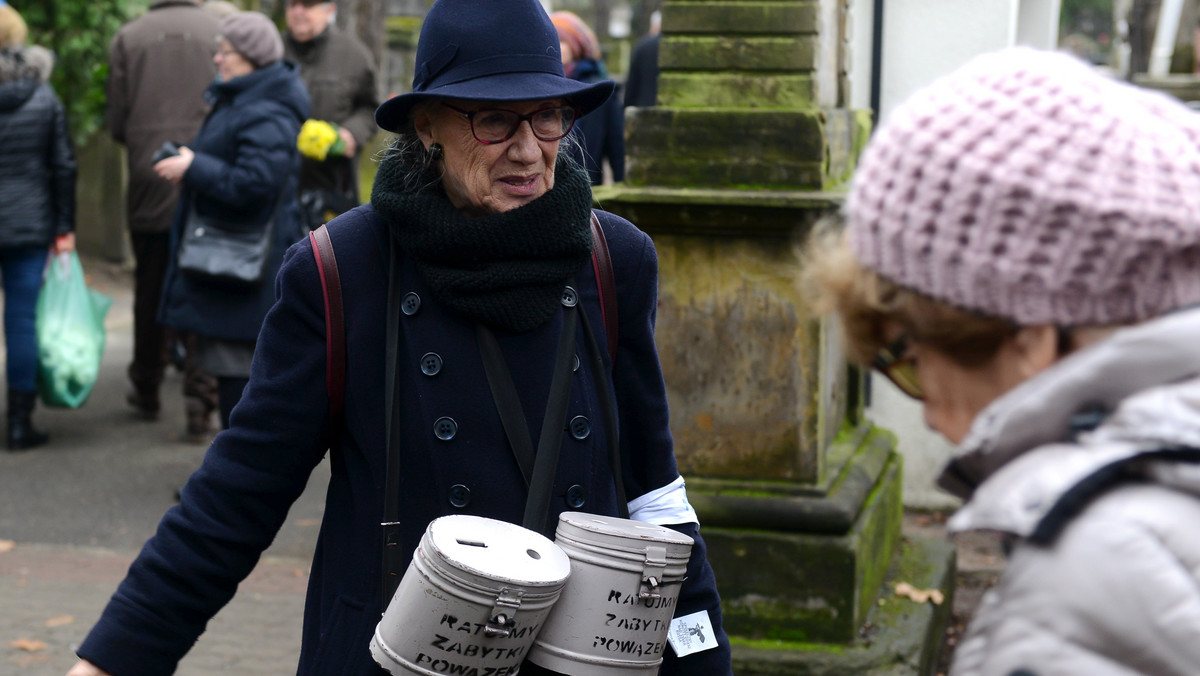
xmin=371 ymin=152 xmax=593 ymax=333
xmin=847 ymin=47 xmax=1200 ymax=326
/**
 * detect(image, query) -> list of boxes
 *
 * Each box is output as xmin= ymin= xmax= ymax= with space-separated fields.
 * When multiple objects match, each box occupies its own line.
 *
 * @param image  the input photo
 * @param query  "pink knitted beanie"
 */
xmin=847 ymin=47 xmax=1200 ymax=326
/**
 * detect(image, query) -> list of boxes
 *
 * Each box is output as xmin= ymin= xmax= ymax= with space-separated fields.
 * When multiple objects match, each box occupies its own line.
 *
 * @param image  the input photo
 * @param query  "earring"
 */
xmin=428 ymin=143 xmax=444 ymax=161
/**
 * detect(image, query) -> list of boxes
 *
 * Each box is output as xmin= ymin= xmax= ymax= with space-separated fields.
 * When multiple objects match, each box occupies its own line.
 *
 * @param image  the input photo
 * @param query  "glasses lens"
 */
xmin=530 ymin=107 xmax=575 ymax=140
xmin=872 ymin=335 xmax=923 ymax=400
xmin=884 ymin=360 xmax=923 ymax=400
xmin=471 ymin=110 xmax=520 ymax=143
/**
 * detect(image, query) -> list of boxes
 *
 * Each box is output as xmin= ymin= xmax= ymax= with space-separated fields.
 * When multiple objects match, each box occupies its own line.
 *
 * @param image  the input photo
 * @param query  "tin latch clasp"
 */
xmin=640 ymin=545 xmax=667 ymax=599
xmin=485 ymin=588 xmax=524 ymax=637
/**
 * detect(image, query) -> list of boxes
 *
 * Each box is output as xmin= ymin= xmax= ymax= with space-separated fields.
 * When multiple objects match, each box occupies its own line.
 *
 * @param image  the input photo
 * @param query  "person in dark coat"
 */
xmin=0 ymin=4 xmax=76 ymax=451
xmin=552 ymin=10 xmax=625 ymax=185
xmin=150 ymin=11 xmax=309 ymax=430
xmin=285 ymin=0 xmax=379 ymax=228
xmin=67 ymin=2 xmax=732 ymax=675
xmin=624 ymin=32 xmax=661 ymax=109
xmin=106 ymin=0 xmax=222 ymax=435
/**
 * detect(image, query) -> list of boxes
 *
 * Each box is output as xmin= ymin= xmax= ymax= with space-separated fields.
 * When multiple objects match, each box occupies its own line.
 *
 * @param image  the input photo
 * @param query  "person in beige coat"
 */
xmin=808 ymin=47 xmax=1200 ymax=675
xmin=106 ymin=0 xmax=220 ymax=438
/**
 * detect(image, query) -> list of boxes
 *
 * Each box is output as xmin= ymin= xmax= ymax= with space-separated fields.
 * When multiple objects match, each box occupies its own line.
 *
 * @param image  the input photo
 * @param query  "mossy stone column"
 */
xmin=594 ymin=2 xmax=950 ymax=671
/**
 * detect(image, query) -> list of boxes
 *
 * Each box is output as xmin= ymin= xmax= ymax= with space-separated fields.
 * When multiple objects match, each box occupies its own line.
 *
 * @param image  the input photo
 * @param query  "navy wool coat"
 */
xmin=158 ymin=60 xmax=310 ymax=342
xmin=79 ymin=206 xmax=733 ymax=674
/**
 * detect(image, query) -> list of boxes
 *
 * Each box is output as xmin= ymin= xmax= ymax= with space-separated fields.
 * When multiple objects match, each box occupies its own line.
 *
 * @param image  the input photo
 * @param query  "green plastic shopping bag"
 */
xmin=35 ymin=252 xmax=112 ymax=408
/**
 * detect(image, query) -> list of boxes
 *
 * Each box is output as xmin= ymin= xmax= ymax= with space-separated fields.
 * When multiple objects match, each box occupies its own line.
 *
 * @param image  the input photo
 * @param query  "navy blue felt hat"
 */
xmin=375 ymin=0 xmax=615 ymax=133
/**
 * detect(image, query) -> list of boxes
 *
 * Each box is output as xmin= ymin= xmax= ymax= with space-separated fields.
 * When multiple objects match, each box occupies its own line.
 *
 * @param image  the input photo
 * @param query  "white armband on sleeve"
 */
xmin=627 ymin=475 xmax=698 ymax=525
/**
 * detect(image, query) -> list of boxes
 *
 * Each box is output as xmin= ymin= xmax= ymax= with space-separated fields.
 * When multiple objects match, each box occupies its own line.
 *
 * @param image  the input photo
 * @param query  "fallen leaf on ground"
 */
xmin=895 ymin=582 xmax=945 ymax=605
xmin=9 ymin=638 xmax=49 ymax=652
xmin=0 ymin=539 xmax=15 ymax=553
xmin=45 ymin=616 xmax=74 ymax=628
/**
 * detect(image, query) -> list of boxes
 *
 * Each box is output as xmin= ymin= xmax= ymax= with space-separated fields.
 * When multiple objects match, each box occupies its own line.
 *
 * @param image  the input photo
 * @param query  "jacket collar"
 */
xmin=940 ymin=306 xmax=1200 ymax=535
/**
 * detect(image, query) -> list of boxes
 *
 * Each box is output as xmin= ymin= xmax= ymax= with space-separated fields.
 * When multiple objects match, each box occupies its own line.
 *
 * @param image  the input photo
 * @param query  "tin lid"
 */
xmin=425 ymin=515 xmax=572 ymax=589
xmin=554 ymin=512 xmax=694 ymax=558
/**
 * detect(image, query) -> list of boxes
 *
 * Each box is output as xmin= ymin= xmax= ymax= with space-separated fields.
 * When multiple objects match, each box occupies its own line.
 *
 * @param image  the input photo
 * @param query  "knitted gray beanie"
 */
xmin=219 ymin=11 xmax=283 ymax=69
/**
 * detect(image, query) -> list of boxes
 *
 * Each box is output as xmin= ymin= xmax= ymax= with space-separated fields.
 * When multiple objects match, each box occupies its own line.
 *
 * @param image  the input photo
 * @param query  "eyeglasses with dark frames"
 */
xmin=442 ymin=103 xmax=579 ymax=144
xmin=871 ymin=333 xmax=923 ymax=400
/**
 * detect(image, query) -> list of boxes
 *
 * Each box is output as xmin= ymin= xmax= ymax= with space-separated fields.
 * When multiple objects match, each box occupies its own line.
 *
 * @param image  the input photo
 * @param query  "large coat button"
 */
xmin=566 ymin=484 xmax=586 ymax=509
xmin=572 ymin=354 xmax=580 ymax=372
xmin=561 ymin=286 xmax=578 ymax=307
xmin=569 ymin=415 xmax=591 ymax=440
xmin=434 ymin=417 xmax=457 ymax=441
xmin=448 ymin=484 xmax=471 ymax=508
xmin=420 ymin=352 xmax=443 ymax=376
xmin=401 ymin=292 xmax=421 ymax=315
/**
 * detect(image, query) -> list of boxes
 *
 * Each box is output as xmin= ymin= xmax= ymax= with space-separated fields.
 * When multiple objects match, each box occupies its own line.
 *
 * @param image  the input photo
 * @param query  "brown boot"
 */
xmin=184 ymin=396 xmax=214 ymax=443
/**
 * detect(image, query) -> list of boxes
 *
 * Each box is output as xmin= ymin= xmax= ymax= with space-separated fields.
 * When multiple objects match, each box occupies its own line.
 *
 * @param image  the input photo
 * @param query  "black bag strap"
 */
xmin=381 ymin=232 xmax=405 ymax=610
xmin=476 ymin=324 xmax=536 ymax=487
xmin=522 ymin=296 xmax=579 ymax=537
xmin=308 ymin=226 xmax=345 ymax=448
xmin=477 ymin=292 xmax=579 ymax=537
xmin=579 ymin=306 xmax=630 ymax=519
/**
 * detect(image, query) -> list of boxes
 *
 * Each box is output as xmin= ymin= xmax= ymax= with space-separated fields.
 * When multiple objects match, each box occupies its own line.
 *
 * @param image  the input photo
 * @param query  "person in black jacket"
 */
xmin=0 ymin=4 xmax=76 ymax=451
xmin=150 ymin=11 xmax=309 ymax=430
xmin=552 ymin=10 xmax=625 ymax=185
xmin=68 ymin=2 xmax=732 ymax=675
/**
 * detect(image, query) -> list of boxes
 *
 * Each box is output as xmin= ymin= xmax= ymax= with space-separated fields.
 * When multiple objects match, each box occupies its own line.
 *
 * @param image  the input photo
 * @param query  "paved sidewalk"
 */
xmin=0 ymin=543 xmax=309 ymax=675
xmin=0 ymin=255 xmax=320 ymax=675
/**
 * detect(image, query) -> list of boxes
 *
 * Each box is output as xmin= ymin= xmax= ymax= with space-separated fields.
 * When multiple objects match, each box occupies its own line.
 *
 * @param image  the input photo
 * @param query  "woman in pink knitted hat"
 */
xmin=808 ymin=47 xmax=1200 ymax=675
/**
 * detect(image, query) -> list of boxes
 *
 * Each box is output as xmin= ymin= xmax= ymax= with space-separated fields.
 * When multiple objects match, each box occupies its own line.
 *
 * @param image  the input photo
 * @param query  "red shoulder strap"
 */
xmin=309 ymin=226 xmax=345 ymax=443
xmin=589 ymin=211 xmax=618 ymax=365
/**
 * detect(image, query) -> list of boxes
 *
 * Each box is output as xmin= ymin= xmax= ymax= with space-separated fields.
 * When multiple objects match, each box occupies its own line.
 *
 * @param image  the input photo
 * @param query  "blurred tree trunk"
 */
xmin=1127 ymin=0 xmax=1162 ymax=75
xmin=591 ymin=0 xmax=613 ymax=42
xmin=631 ymin=0 xmax=663 ymax=39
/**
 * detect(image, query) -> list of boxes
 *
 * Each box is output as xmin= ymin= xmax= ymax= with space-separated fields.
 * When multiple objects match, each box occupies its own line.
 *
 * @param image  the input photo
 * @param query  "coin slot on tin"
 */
xmin=456 ymin=539 xmax=487 ymax=547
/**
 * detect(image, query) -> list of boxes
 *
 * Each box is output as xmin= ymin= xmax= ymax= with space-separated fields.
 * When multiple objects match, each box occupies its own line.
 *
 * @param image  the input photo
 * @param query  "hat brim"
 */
xmin=376 ymin=72 xmax=615 ymax=133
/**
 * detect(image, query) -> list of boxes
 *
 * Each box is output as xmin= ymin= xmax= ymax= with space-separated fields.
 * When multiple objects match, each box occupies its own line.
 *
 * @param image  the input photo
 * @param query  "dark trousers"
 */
xmin=0 ymin=247 xmax=46 ymax=393
xmin=128 ymin=232 xmax=218 ymax=418
xmin=217 ymin=376 xmax=249 ymax=430
xmin=128 ymin=232 xmax=169 ymax=393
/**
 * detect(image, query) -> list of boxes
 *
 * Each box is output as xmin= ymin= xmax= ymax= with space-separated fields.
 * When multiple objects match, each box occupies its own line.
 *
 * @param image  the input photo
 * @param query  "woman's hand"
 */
xmin=153 ymin=145 xmax=195 ymax=184
xmin=66 ymin=659 xmax=111 ymax=676
xmin=52 ymin=233 xmax=75 ymax=254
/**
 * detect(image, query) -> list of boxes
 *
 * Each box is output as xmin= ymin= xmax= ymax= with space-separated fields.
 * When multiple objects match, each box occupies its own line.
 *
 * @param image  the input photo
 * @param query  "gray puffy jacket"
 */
xmin=941 ymin=307 xmax=1200 ymax=676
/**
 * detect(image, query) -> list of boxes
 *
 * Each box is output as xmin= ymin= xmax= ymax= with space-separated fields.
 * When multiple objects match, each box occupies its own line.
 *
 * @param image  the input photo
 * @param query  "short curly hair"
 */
xmin=802 ymin=217 xmax=1018 ymax=369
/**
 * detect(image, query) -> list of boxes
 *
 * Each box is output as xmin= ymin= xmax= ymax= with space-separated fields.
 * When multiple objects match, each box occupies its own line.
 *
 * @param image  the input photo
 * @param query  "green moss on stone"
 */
xmin=730 ymin=637 xmax=847 ymax=655
xmin=664 ymin=2 xmax=818 ymax=34
xmin=657 ymin=73 xmax=816 ymax=108
xmin=661 ymin=36 xmax=816 ymax=71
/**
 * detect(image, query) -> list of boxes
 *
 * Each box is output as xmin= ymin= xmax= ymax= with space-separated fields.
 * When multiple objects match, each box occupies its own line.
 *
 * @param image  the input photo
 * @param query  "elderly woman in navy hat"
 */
xmin=67 ymin=1 xmax=733 ymax=675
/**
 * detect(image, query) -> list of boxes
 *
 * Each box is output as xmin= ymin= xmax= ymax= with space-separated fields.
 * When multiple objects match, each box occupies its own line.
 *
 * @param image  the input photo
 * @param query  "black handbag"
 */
xmin=177 ymin=187 xmax=285 ymax=286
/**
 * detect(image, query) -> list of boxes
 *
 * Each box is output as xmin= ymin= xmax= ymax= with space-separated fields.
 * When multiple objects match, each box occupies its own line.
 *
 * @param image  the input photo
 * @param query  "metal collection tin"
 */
xmin=528 ymin=512 xmax=694 ymax=675
xmin=370 ymin=515 xmax=572 ymax=676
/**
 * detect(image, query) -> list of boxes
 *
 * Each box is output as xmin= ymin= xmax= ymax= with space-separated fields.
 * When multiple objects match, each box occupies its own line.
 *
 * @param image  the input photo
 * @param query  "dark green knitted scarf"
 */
xmin=371 ymin=150 xmax=593 ymax=333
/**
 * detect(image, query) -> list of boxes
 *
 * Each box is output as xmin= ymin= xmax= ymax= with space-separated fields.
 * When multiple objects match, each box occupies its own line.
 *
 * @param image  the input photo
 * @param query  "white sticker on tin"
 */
xmin=667 ymin=610 xmax=717 ymax=657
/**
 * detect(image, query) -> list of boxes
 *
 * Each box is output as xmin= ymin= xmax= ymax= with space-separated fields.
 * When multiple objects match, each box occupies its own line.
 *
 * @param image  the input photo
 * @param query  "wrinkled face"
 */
xmin=215 ymin=39 xmax=254 ymax=81
xmin=415 ymin=98 xmax=562 ymax=216
xmin=286 ymin=0 xmax=335 ymax=42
